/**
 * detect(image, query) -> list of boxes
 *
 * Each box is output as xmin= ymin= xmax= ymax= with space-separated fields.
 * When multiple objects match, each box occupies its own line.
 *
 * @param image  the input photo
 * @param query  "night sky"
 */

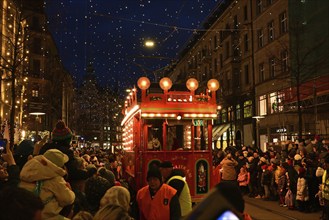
xmin=45 ymin=0 xmax=222 ymax=91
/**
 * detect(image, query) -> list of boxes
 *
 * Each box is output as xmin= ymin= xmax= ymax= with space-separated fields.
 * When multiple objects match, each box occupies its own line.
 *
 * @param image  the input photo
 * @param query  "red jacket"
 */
xmin=137 ymin=184 xmax=177 ymax=220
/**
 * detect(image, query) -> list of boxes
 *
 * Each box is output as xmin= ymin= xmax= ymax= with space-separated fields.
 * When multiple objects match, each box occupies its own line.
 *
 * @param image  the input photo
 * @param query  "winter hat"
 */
xmin=294 ymin=154 xmax=302 ymax=161
xmin=159 ymin=161 xmax=174 ymax=168
xmin=85 ymin=176 xmax=112 ymax=212
xmin=14 ymin=140 xmax=34 ymax=157
xmin=261 ymin=165 xmax=268 ymax=170
xmin=100 ymin=186 xmax=131 ymax=210
xmin=98 ymin=167 xmax=115 ymax=187
xmin=52 ymin=120 xmax=73 ymax=143
xmin=14 ymin=140 xmax=34 ymax=170
xmin=147 ymin=167 xmax=162 ymax=181
xmin=43 ymin=149 xmax=69 ymax=168
xmin=86 ymin=164 xmax=98 ymax=176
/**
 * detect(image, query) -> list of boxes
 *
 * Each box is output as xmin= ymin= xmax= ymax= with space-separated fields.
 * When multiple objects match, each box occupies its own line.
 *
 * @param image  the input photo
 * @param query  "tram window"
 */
xmin=167 ymin=125 xmax=184 ymax=150
xmin=194 ymin=125 xmax=207 ymax=150
xmin=147 ymin=122 xmax=163 ymax=151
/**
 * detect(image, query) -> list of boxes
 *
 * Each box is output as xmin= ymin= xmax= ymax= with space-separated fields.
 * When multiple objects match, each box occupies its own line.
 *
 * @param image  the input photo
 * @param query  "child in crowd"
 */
xmin=237 ymin=165 xmax=250 ymax=195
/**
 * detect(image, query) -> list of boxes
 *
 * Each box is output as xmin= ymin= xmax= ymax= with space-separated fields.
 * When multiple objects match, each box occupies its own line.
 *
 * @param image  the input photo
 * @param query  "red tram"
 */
xmin=121 ymin=77 xmax=220 ymax=202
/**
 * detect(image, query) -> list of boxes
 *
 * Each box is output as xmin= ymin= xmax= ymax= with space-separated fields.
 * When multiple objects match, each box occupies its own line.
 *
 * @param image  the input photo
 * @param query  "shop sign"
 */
xmin=276 ymin=128 xmax=287 ymax=133
xmin=270 ymin=127 xmax=287 ymax=133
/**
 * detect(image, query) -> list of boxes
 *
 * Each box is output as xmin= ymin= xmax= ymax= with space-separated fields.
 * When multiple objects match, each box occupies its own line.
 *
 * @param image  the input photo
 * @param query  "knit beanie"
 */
xmin=52 ymin=120 xmax=73 ymax=143
xmin=14 ymin=140 xmax=34 ymax=170
xmin=43 ymin=149 xmax=69 ymax=168
xmin=98 ymin=167 xmax=115 ymax=187
xmin=85 ymin=176 xmax=112 ymax=213
xmin=147 ymin=167 xmax=162 ymax=181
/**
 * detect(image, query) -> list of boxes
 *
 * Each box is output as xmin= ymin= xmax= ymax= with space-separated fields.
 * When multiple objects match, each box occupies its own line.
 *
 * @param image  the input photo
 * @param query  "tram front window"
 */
xmin=194 ymin=125 xmax=207 ymax=150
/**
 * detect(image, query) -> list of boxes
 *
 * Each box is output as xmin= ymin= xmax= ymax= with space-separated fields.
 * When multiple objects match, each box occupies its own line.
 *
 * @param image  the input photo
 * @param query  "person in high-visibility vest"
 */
xmin=136 ymin=167 xmax=181 ymax=220
xmin=159 ymin=161 xmax=192 ymax=217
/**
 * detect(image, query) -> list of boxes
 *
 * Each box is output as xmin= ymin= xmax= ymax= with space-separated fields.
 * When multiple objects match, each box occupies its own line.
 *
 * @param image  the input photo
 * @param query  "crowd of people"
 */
xmin=7 ymin=119 xmax=327 ymax=219
xmin=0 ymin=120 xmax=251 ymax=220
xmin=213 ymin=137 xmax=329 ymax=220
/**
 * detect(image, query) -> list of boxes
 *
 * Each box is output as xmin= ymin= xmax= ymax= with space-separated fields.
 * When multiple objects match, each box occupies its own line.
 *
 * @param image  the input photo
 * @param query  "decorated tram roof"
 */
xmin=121 ymin=77 xmax=220 ymax=125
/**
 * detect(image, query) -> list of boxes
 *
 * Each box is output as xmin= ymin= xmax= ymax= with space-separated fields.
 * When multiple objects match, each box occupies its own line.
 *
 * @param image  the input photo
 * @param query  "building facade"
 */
xmin=168 ymin=0 xmax=329 ymax=150
xmin=0 ymin=0 xmax=74 ymax=140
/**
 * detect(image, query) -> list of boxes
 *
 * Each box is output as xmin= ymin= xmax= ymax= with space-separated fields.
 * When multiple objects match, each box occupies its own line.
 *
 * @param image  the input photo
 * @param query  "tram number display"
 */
xmin=193 ymin=119 xmax=204 ymax=127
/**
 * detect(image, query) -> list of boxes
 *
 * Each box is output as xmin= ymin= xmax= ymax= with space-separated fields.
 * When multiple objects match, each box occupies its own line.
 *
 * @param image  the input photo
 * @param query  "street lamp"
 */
xmin=252 ymin=115 xmax=265 ymax=149
xmin=29 ymin=112 xmax=45 ymax=140
xmin=144 ymin=40 xmax=155 ymax=48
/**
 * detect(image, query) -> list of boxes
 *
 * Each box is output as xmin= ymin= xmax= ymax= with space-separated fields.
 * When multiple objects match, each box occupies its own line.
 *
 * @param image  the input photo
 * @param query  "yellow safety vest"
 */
xmin=322 ymin=170 xmax=329 ymax=200
xmin=167 ymin=175 xmax=192 ymax=216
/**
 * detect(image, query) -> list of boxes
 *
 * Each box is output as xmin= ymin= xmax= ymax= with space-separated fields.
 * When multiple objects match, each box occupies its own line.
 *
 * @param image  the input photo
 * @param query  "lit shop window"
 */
xmin=259 ymin=95 xmax=267 ymax=116
xmin=32 ymin=89 xmax=39 ymax=97
xmin=243 ymin=100 xmax=252 ymax=118
xmin=270 ymin=92 xmax=284 ymax=113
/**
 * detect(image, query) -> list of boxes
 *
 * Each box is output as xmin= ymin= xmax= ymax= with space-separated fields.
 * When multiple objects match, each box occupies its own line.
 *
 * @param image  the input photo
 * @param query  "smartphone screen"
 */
xmin=0 ymin=139 xmax=7 ymax=154
xmin=216 ymin=210 xmax=239 ymax=220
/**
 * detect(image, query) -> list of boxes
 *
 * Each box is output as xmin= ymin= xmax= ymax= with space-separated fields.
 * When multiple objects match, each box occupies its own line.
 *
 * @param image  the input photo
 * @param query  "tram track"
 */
xmin=245 ymin=199 xmax=299 ymax=220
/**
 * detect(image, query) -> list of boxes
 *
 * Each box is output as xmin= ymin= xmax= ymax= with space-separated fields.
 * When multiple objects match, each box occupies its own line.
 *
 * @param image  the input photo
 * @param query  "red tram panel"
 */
xmin=121 ymin=77 xmax=220 ymax=202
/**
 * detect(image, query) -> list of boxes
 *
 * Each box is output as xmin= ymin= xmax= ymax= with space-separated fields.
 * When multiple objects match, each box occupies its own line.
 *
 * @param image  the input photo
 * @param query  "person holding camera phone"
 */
xmin=0 ymin=139 xmax=20 ymax=190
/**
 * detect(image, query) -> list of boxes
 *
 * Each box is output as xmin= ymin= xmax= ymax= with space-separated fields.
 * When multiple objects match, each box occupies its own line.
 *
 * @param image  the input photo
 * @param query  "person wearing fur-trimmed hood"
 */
xmin=20 ymin=149 xmax=75 ymax=220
